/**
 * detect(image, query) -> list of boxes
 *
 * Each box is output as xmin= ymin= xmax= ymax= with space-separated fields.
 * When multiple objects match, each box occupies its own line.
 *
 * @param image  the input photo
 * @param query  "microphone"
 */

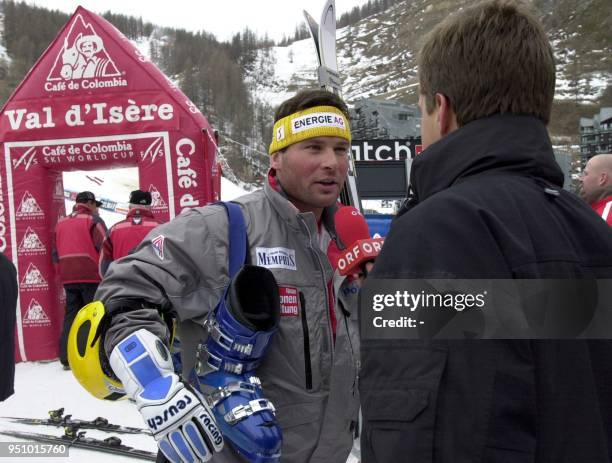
xmin=334 ymin=206 xmax=384 ymax=276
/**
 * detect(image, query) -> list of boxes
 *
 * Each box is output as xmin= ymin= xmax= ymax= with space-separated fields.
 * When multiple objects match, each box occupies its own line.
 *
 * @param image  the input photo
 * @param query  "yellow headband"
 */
xmin=269 ymin=105 xmax=352 ymax=155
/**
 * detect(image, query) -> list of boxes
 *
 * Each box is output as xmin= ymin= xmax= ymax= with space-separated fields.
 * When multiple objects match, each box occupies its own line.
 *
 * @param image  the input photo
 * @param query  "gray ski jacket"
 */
xmin=96 ymin=180 xmax=360 ymax=463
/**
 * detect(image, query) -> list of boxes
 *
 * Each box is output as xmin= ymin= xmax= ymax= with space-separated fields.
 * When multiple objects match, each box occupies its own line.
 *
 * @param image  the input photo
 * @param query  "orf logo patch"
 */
xmin=279 ymin=286 xmax=299 ymax=317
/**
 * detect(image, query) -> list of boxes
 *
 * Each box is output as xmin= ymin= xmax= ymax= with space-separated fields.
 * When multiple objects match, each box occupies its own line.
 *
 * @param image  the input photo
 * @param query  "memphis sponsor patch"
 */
xmin=279 ymin=286 xmax=299 ymax=317
xmin=151 ymin=234 xmax=165 ymax=260
xmin=255 ymin=247 xmax=297 ymax=271
xmin=291 ymin=112 xmax=346 ymax=134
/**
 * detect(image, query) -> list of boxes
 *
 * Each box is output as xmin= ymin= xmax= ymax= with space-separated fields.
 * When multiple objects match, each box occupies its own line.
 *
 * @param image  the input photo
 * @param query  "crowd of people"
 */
xmin=1 ymin=1 xmax=612 ymax=462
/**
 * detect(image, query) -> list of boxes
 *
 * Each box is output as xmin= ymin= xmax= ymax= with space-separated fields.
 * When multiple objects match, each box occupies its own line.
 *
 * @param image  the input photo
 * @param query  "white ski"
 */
xmin=303 ymin=0 xmax=361 ymax=209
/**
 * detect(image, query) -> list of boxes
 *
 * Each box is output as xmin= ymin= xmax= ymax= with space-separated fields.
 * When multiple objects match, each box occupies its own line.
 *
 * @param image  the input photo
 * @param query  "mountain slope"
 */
xmin=250 ymin=0 xmax=611 ymax=146
xmin=1 ymin=0 xmax=609 ymax=185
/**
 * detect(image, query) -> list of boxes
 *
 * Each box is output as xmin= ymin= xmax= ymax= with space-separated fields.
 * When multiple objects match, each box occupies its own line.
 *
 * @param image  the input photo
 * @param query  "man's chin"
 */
xmin=314 ymin=194 xmax=340 ymax=209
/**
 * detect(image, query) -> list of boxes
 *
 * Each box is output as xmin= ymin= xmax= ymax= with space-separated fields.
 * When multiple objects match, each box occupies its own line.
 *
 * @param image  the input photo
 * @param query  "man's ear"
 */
xmin=599 ymin=171 xmax=608 ymax=186
xmin=435 ymin=93 xmax=458 ymax=137
xmin=270 ymin=152 xmax=281 ymax=170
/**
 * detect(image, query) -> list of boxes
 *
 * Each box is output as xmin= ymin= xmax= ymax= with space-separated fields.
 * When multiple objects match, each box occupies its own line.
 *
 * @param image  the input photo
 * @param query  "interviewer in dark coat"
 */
xmin=360 ymin=1 xmax=612 ymax=462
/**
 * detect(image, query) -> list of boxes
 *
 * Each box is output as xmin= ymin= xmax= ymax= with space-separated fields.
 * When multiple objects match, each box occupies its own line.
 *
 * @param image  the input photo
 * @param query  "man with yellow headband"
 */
xmin=91 ymin=89 xmax=360 ymax=463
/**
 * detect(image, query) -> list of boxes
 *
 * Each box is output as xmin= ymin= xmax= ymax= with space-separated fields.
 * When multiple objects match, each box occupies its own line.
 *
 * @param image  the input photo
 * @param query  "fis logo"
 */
xmin=12 ymin=147 xmax=38 ymax=171
xmin=147 ymin=393 xmax=192 ymax=431
xmin=141 ymin=137 xmax=165 ymax=164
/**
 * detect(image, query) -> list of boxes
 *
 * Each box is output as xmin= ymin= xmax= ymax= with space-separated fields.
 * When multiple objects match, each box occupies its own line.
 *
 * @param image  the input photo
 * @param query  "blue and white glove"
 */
xmin=110 ymin=329 xmax=223 ymax=462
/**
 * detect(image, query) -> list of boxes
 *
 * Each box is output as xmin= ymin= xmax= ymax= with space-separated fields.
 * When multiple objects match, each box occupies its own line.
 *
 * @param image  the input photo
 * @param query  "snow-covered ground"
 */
xmin=1 ymin=361 xmax=360 ymax=462
xmin=0 ymin=362 xmax=155 ymax=463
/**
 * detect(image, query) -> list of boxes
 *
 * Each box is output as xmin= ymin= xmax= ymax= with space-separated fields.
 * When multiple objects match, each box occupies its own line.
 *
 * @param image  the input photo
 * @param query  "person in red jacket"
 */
xmin=580 ymin=153 xmax=612 ymax=225
xmin=53 ymin=191 xmax=107 ymax=369
xmin=99 ymin=190 xmax=161 ymax=277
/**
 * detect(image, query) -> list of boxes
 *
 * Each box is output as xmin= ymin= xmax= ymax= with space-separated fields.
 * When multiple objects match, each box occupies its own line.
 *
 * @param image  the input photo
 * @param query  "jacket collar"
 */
xmin=126 ymin=207 xmax=155 ymax=219
xmin=590 ymin=184 xmax=612 ymax=204
xmin=73 ymin=203 xmax=94 ymax=215
xmin=591 ymin=195 xmax=612 ymax=209
xmin=411 ymin=114 xmax=564 ymax=202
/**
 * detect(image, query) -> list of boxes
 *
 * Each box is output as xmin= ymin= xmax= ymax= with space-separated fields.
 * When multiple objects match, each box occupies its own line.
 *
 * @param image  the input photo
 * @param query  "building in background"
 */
xmin=553 ymin=149 xmax=573 ymax=190
xmin=349 ymin=98 xmax=421 ymax=224
xmin=350 ymin=98 xmax=421 ymax=139
xmin=580 ymin=107 xmax=612 ymax=162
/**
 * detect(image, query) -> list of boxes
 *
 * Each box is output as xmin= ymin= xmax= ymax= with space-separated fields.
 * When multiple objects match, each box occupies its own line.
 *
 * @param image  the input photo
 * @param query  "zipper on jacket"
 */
xmin=341 ymin=301 xmax=359 ymax=394
xmin=299 ymin=291 xmax=313 ymax=391
xmin=297 ymin=215 xmax=334 ymax=361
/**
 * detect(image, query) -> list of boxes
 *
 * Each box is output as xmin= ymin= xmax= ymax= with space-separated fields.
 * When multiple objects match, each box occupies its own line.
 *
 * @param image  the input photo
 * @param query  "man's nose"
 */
xmin=321 ymin=147 xmax=339 ymax=169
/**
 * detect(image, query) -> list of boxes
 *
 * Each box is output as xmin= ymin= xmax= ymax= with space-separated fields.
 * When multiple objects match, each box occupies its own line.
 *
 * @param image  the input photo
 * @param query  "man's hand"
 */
xmin=352 ymin=261 xmax=375 ymax=286
xmin=137 ymin=375 xmax=222 ymax=462
xmin=110 ymin=329 xmax=223 ymax=462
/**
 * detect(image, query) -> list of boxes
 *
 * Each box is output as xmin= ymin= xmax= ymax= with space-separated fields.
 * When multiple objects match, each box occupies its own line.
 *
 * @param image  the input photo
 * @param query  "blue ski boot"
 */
xmin=195 ymin=265 xmax=282 ymax=463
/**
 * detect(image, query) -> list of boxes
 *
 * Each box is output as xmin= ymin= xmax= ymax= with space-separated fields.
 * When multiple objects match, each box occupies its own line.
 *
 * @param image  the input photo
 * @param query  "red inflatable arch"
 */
xmin=0 ymin=7 xmax=221 ymax=362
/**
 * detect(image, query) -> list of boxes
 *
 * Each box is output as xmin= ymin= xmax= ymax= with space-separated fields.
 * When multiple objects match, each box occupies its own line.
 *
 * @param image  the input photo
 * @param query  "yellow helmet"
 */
xmin=67 ymin=301 xmax=126 ymax=401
